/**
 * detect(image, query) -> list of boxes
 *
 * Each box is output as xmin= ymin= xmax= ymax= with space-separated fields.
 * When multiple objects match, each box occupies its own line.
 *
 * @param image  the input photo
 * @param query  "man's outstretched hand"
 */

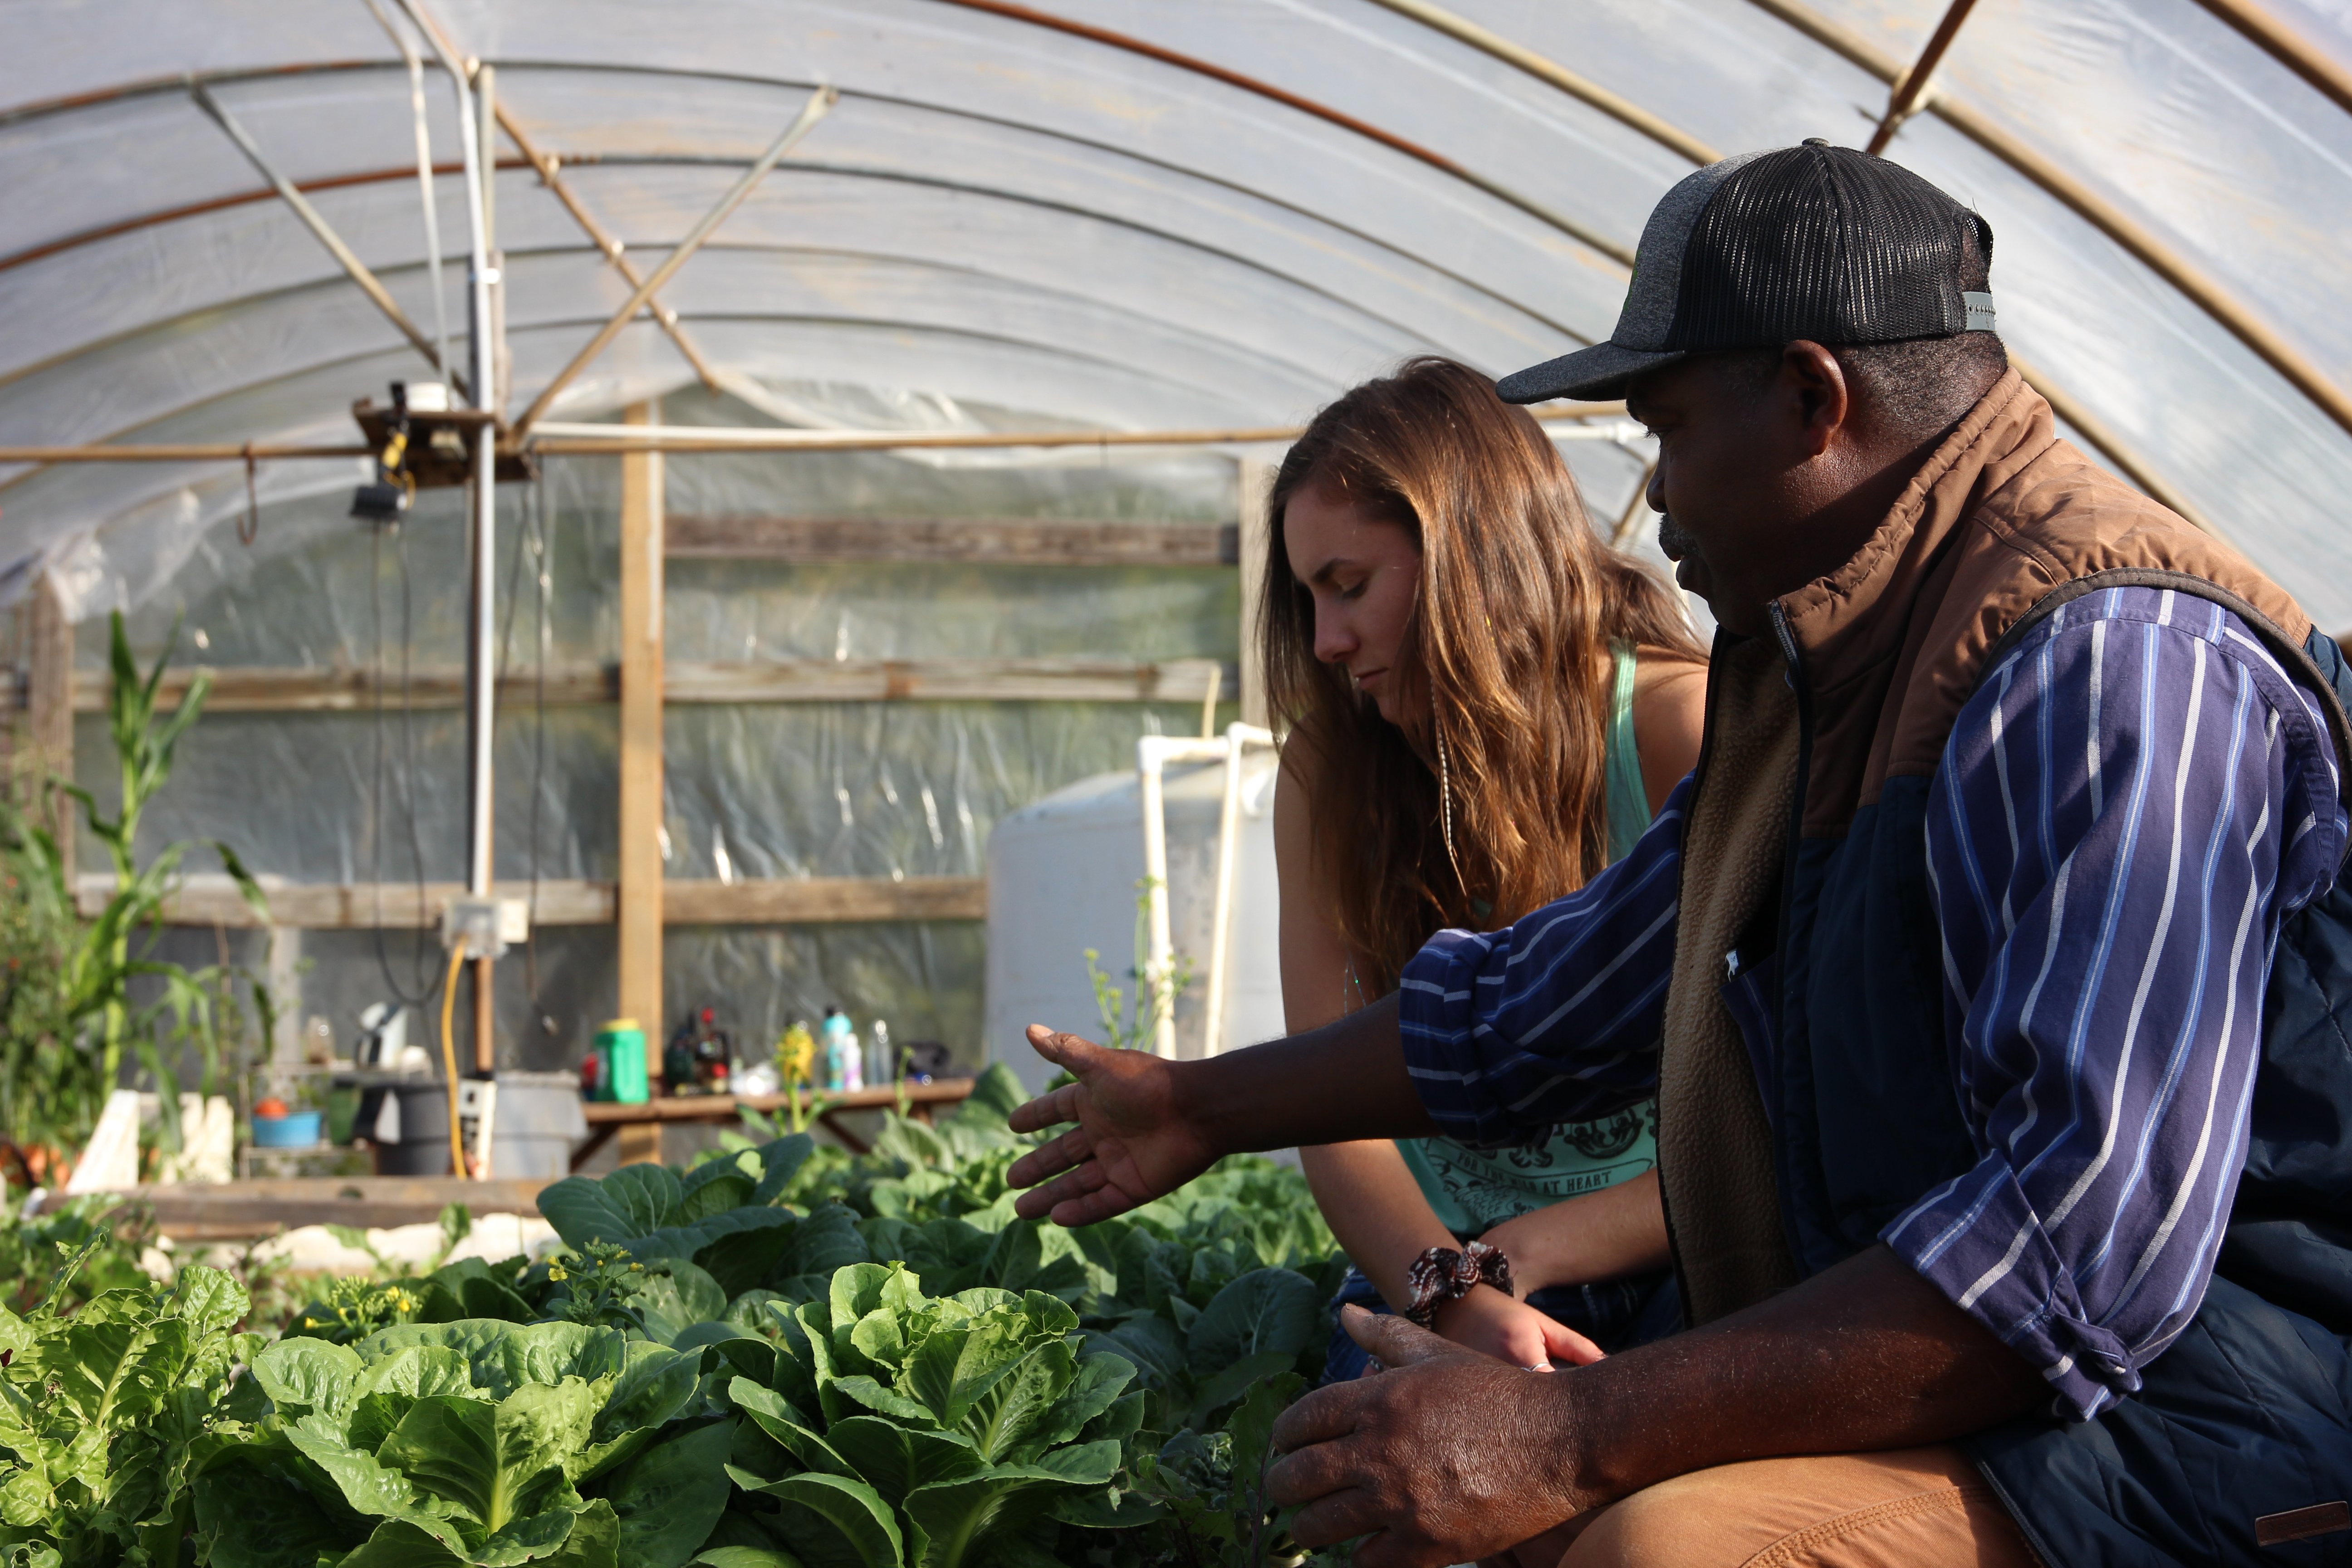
xmin=1005 ymin=1025 xmax=1220 ymax=1225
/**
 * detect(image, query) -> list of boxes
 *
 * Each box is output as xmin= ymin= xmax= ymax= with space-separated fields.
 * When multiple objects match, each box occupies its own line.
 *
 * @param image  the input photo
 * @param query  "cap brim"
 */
xmin=1496 ymin=342 xmax=1689 ymax=404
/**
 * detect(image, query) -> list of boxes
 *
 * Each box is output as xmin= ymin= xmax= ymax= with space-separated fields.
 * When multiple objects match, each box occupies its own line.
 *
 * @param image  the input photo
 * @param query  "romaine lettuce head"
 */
xmin=719 ymin=1266 xmax=1137 ymax=1568
xmin=196 ymin=1323 xmax=730 ymax=1568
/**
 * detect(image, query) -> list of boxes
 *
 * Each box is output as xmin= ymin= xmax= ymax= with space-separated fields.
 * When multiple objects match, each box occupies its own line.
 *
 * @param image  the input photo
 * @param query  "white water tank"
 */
xmin=985 ymin=748 xmax=1284 ymax=1095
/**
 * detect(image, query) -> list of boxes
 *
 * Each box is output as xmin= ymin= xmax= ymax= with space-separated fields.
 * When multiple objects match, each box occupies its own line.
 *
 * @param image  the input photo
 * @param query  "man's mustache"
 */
xmin=1656 ymin=512 xmax=1698 ymax=563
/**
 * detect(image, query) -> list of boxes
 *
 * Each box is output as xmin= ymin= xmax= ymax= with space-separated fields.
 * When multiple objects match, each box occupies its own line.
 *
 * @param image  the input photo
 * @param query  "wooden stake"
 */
xmin=617 ymin=402 xmax=665 ymax=1163
xmin=22 ymin=575 xmax=74 ymax=870
xmin=1235 ymin=458 xmax=1273 ymax=731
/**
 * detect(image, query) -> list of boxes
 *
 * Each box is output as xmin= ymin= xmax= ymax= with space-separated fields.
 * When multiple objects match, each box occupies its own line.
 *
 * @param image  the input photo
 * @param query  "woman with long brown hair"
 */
xmin=1267 ymin=357 xmax=1705 ymax=1375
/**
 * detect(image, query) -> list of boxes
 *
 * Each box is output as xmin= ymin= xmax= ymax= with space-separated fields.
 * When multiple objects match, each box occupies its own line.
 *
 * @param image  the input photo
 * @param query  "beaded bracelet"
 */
xmin=1402 ymin=1240 xmax=1515 ymax=1328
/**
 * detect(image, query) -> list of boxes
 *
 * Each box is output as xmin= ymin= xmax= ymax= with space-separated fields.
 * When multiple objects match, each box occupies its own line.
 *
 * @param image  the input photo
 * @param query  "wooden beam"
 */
xmin=666 ymin=514 xmax=1239 ymax=567
xmin=75 ymin=872 xmax=985 ymax=929
xmin=663 ymin=657 xmax=1233 ymax=706
xmin=578 ymin=1078 xmax=975 ymax=1124
xmin=76 ymin=874 xmax=613 ymax=927
xmin=20 ymin=575 xmax=74 ymax=869
xmin=1235 ymin=459 xmax=1273 ymax=730
xmin=64 ymin=657 xmax=1237 ymax=712
xmin=617 ymin=403 xmax=665 ymax=1143
xmin=134 ymin=1176 xmax=550 ymax=1239
xmin=663 ymin=876 xmax=987 ymax=924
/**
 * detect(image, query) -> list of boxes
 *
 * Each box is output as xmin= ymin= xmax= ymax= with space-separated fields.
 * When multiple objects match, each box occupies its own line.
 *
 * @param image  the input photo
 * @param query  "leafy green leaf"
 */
xmin=725 ymin=1380 xmax=849 ymax=1478
xmin=1186 ymin=1269 xmax=1322 ymax=1378
xmin=1013 ymin=1352 xmax=1134 ymax=1461
xmin=191 ymin=1447 xmax=349 ymax=1568
xmin=829 ymin=1376 xmax=940 ymax=1428
xmin=427 ymin=1258 xmax=535 ymax=1325
xmin=1186 ymin=1351 xmax=1298 ymax=1430
xmin=539 ymin=1166 xmax=681 ymax=1251
xmin=628 ymin=1262 xmax=727 ymax=1343
xmin=694 ymin=1551 xmax=806 ymax=1568
xmin=356 ymin=1343 xmax=480 ymax=1403
xmin=748 ymin=1135 xmax=816 ymax=1207
xmin=601 ymin=1419 xmax=736 ymax=1568
xmin=956 ymin=1340 xmax=1074 ymax=1464
xmin=772 ymin=1204 xmax=870 ymax=1298
xmin=1080 ymin=1316 xmax=1183 ymax=1394
xmin=752 ymin=1472 xmax=903 ymax=1568
xmin=820 ymin=1415 xmax=984 ymax=1504
xmin=900 ymin=1441 xmax=1121 ymax=1568
xmin=723 ymin=1289 xmax=789 ymax=1339
xmin=362 ymin=1320 xmax=628 ymax=1400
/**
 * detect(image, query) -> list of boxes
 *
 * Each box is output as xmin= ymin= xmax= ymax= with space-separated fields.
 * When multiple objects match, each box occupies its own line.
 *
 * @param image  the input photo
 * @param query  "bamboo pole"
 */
xmin=2008 ymin=354 xmax=2220 ymax=538
xmin=491 ymin=102 xmax=725 ymax=393
xmin=188 ymin=83 xmax=466 ymax=398
xmin=616 ymin=402 xmax=665 ymax=1154
xmin=2187 ymin=0 xmax=2352 ymax=122
xmin=1741 ymin=0 xmax=2352 ymax=440
xmin=511 ymin=88 xmax=838 ymax=437
xmin=1865 ymin=0 xmax=1982 ymax=156
xmin=0 ymin=444 xmax=369 ymax=462
xmin=0 ymin=407 xmax=1626 ymax=470
xmin=931 ymin=0 xmax=1637 ymax=267
xmin=1357 ymin=0 xmax=1720 ymax=165
xmin=523 ymin=404 xmax=1628 ymax=455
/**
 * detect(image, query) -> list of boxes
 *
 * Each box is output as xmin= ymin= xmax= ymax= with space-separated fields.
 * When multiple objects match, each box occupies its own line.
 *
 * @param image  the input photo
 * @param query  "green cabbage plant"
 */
xmin=0 ymin=1241 xmax=248 ymax=1568
xmin=715 ymin=1263 xmax=1146 ymax=1568
xmin=192 ymin=1320 xmax=734 ymax=1568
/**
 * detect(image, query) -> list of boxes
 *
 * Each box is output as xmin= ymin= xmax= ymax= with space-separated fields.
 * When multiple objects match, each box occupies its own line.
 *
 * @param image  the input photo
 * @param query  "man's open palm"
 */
xmin=1005 ymin=1025 xmax=1218 ymax=1225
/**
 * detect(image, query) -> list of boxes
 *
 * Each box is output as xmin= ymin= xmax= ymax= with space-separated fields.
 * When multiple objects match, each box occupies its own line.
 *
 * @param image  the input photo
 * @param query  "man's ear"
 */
xmin=1779 ymin=340 xmax=1851 ymax=459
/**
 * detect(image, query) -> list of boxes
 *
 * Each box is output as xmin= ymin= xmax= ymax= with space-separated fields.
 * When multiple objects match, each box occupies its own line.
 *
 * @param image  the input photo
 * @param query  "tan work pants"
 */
xmin=1554 ymin=1446 xmax=2039 ymax=1568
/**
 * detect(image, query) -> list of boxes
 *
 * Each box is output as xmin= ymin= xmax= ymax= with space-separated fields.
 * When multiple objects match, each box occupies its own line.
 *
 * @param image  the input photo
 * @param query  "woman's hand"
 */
xmin=1428 ymin=1283 xmax=1602 ymax=1370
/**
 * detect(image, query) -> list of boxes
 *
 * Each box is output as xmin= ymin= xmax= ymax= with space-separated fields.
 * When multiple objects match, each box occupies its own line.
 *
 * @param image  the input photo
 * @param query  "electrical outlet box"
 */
xmin=441 ymin=897 xmax=529 ymax=959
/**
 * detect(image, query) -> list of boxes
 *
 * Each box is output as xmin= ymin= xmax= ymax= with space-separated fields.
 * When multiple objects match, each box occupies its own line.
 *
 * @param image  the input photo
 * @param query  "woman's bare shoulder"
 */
xmin=1629 ymin=647 xmax=1708 ymax=809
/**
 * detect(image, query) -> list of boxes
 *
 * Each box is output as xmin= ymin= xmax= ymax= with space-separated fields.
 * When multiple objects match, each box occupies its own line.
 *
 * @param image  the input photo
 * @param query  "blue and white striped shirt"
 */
xmin=1398 ymin=588 xmax=2347 ymax=1420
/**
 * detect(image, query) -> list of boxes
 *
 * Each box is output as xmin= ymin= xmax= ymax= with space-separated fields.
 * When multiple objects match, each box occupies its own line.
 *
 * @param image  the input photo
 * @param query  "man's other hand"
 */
xmin=1005 ymin=1025 xmax=1219 ymax=1225
xmin=1269 ymin=1305 xmax=1585 ymax=1566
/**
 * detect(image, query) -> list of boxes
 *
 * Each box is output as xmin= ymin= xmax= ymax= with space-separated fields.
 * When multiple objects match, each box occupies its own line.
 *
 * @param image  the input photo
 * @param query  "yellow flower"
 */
xmin=547 ymin=1265 xmax=568 ymax=1282
xmin=627 ymin=1262 xmax=643 ymax=1272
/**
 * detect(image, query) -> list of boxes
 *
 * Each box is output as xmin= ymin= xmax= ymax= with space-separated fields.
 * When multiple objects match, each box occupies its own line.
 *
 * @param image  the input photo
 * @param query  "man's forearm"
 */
xmin=1555 ymin=1244 xmax=2045 ymax=1505
xmin=1178 ymin=994 xmax=1436 ymax=1153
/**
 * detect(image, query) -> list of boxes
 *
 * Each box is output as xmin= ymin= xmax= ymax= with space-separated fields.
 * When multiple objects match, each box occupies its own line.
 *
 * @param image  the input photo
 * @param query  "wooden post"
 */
xmin=1235 ymin=457 xmax=1272 ymax=730
xmin=21 ymin=575 xmax=74 ymax=870
xmin=617 ymin=402 xmax=665 ymax=1163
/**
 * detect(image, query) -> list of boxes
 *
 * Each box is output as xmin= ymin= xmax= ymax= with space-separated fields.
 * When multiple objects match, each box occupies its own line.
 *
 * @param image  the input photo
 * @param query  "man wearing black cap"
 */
xmin=1008 ymin=142 xmax=2352 ymax=1568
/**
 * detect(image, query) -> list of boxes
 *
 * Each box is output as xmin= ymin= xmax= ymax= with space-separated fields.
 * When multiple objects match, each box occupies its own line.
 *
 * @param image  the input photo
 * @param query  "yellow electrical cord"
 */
xmin=437 ymin=942 xmax=468 ymax=1178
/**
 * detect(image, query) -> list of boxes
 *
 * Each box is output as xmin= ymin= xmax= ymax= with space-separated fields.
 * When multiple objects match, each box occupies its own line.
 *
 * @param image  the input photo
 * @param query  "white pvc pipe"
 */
xmin=361 ymin=0 xmax=449 ymax=379
xmin=1136 ymin=734 xmax=1226 ymax=1058
xmin=1201 ymin=723 xmax=1275 ymax=1058
xmin=402 ymin=2 xmax=499 ymax=899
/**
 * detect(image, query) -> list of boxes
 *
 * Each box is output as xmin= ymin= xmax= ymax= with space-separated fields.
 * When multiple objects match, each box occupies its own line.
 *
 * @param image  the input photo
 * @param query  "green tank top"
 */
xmin=1395 ymin=643 xmax=1661 ymax=1237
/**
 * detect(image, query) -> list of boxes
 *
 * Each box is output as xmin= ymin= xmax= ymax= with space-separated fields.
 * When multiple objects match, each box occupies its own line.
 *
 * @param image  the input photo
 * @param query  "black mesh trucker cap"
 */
xmin=1497 ymin=140 xmax=1997 ymax=404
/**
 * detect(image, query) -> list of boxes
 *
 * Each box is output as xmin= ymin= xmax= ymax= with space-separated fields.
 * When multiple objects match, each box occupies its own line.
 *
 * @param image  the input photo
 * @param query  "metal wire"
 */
xmin=369 ymin=519 xmax=443 ymax=1009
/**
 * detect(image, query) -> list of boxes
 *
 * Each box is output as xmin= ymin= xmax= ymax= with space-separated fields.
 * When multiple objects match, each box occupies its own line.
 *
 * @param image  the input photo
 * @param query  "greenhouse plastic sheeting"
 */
xmin=13 ymin=0 xmax=2352 ymax=1058
xmin=64 ymin=382 xmax=1652 ymax=1062
xmin=5 ymin=0 xmax=2352 ymax=618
